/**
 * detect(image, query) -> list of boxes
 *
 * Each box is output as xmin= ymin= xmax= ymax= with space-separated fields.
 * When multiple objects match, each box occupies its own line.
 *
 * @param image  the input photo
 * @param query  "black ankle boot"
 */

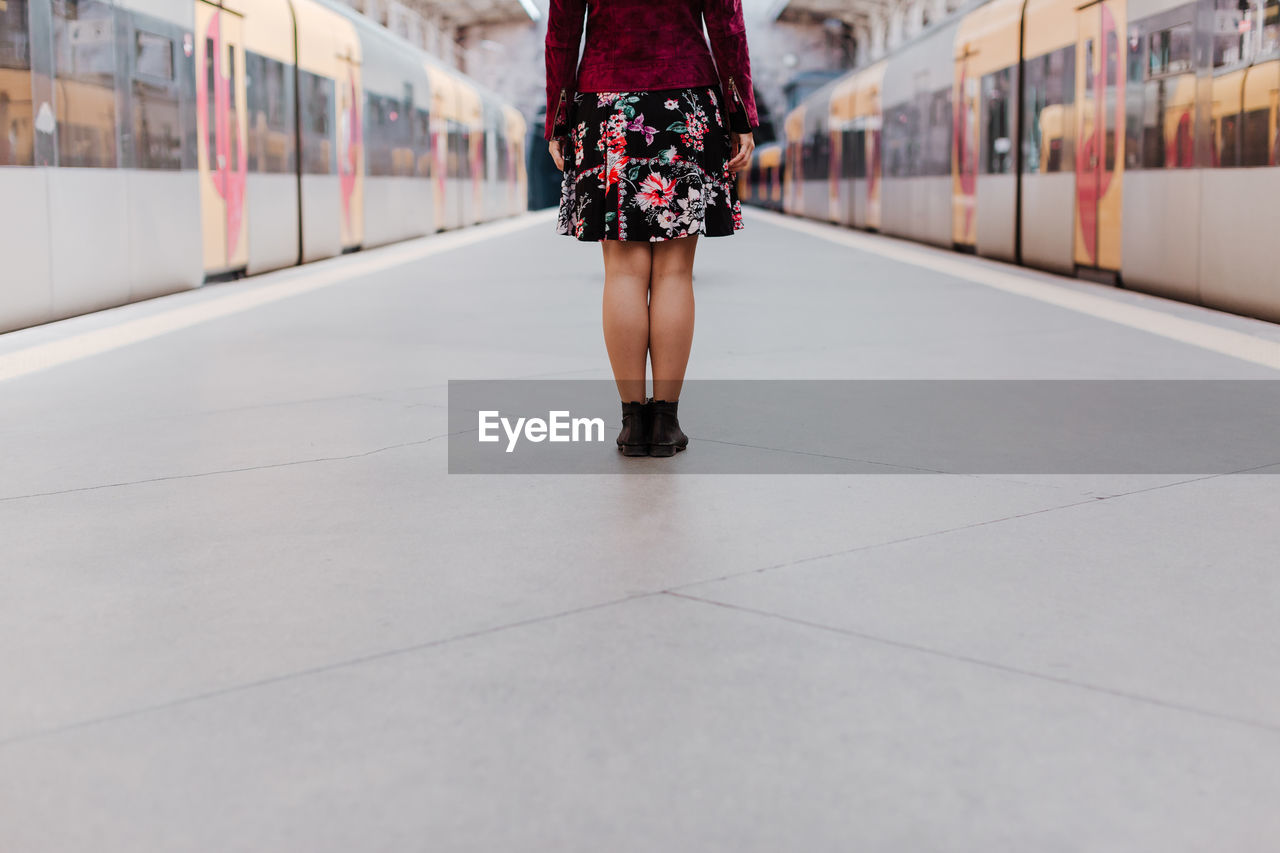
xmin=616 ymin=400 xmax=650 ymax=457
xmin=648 ymin=399 xmax=688 ymax=457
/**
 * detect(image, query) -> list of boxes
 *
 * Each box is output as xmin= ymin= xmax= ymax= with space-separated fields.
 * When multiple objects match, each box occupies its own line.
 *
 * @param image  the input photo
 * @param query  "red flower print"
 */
xmin=635 ymin=174 xmax=677 ymax=210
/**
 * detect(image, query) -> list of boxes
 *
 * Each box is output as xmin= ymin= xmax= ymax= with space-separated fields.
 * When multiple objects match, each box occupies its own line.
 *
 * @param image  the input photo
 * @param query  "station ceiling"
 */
xmin=770 ymin=0 xmax=898 ymax=26
xmin=410 ymin=0 xmax=541 ymax=26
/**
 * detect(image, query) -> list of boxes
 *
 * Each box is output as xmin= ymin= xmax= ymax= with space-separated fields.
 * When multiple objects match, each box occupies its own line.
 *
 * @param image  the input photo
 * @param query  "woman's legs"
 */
xmin=648 ymin=235 xmax=699 ymax=402
xmin=601 ymin=240 xmax=653 ymax=403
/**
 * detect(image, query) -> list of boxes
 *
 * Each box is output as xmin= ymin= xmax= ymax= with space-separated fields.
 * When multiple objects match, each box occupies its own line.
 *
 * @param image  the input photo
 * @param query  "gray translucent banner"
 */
xmin=447 ymin=380 xmax=1280 ymax=475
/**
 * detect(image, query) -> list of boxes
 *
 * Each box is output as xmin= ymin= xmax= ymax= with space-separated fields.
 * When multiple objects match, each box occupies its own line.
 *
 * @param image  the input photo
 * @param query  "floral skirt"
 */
xmin=557 ymin=86 xmax=745 ymax=242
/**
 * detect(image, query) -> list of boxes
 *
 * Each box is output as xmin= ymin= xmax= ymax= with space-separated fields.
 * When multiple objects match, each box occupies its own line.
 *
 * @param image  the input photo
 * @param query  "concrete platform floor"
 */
xmin=1 ymin=209 xmax=1278 ymax=851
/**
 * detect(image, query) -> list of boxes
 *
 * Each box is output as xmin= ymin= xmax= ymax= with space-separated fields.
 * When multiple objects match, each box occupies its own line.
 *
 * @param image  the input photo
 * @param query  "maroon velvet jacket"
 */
xmin=544 ymin=0 xmax=761 ymax=141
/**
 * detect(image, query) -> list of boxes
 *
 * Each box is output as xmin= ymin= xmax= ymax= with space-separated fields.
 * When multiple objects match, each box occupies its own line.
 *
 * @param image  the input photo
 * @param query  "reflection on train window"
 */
xmin=132 ymin=32 xmax=181 ymax=170
xmin=226 ymin=49 xmax=241 ymax=176
xmin=300 ymin=70 xmax=335 ymax=175
xmin=446 ymin=122 xmax=472 ymax=180
xmin=804 ymin=127 xmax=829 ymax=180
xmin=1265 ymin=0 xmax=1280 ymax=53
xmin=1022 ymin=47 xmax=1075 ymax=173
xmin=0 ymin=0 xmax=33 ymax=166
xmin=1217 ymin=113 xmax=1240 ymax=166
xmin=1213 ymin=0 xmax=1279 ymax=65
xmin=1130 ymin=18 xmax=1196 ymax=170
xmin=981 ymin=67 xmax=1013 ymax=174
xmin=840 ymin=127 xmax=864 ymax=179
xmin=495 ymin=130 xmax=508 ymax=182
xmin=1213 ymin=0 xmax=1245 ymax=65
xmin=1104 ymin=31 xmax=1119 ymax=172
xmin=1240 ymin=57 xmax=1279 ymax=166
xmin=53 ymin=0 xmax=118 ymax=168
xmin=365 ymin=86 xmax=414 ymax=177
xmin=1148 ymin=24 xmax=1193 ymax=76
xmin=883 ymin=103 xmax=917 ymax=178
xmin=245 ymin=51 xmax=295 ymax=174
xmin=135 ymin=30 xmax=172 ymax=81
xmin=204 ymin=38 xmax=215 ymax=165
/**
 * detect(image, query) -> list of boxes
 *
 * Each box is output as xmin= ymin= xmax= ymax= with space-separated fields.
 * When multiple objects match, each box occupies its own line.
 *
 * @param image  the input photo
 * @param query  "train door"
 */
xmin=953 ymin=43 xmax=980 ymax=248
xmin=1073 ymin=0 xmax=1126 ymax=271
xmin=336 ymin=53 xmax=363 ymax=250
xmin=865 ymin=75 xmax=884 ymax=231
xmin=195 ymin=0 xmax=248 ymax=276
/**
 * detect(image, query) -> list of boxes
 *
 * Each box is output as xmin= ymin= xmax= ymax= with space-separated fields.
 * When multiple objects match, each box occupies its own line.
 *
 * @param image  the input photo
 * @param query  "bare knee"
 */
xmin=603 ymin=241 xmax=654 ymax=283
xmin=651 ymin=235 xmax=698 ymax=286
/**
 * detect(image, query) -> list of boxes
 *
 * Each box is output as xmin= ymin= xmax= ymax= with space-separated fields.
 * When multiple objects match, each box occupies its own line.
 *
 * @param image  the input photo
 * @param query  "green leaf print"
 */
xmin=666 ymin=122 xmax=687 ymax=133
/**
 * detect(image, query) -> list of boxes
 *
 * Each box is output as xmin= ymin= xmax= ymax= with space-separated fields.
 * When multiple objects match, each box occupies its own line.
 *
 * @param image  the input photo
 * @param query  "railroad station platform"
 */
xmin=2 ymin=210 xmax=1279 ymax=850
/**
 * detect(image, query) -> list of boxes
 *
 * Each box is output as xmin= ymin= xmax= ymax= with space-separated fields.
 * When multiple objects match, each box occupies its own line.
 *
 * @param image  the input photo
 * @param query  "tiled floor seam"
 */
xmin=0 ymin=432 xmax=458 ymax=504
xmin=0 ymin=591 xmax=662 ymax=749
xmin=664 ymin=591 xmax=1280 ymax=736
xmin=667 ymin=465 xmax=1276 ymax=595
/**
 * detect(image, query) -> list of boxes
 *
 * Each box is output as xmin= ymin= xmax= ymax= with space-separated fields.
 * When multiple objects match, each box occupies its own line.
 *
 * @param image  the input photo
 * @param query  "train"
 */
xmin=741 ymin=0 xmax=1280 ymax=323
xmin=0 ymin=0 xmax=528 ymax=334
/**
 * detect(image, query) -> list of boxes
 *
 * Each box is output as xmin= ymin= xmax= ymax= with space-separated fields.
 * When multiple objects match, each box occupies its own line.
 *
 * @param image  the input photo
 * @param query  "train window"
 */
xmin=0 ymin=0 xmax=33 ymax=166
xmin=204 ymin=38 xmax=215 ymax=165
xmin=245 ymin=51 xmax=294 ymax=174
xmin=1266 ymin=0 xmax=1280 ymax=53
xmin=841 ymin=128 xmax=864 ymax=179
xmin=364 ymin=88 xmax=413 ymax=178
xmin=883 ymin=103 xmax=915 ymax=178
xmin=924 ymin=86 xmax=951 ymax=176
xmin=52 ymin=0 xmax=118 ymax=168
xmin=226 ymin=47 xmax=240 ymax=177
xmin=1125 ymin=26 xmax=1143 ymax=170
xmin=806 ymin=128 xmax=829 ymax=179
xmin=413 ymin=107 xmax=430 ymax=177
xmin=1216 ymin=113 xmax=1240 ymax=166
xmin=1098 ymin=31 xmax=1120 ymax=173
xmin=1241 ymin=106 xmax=1274 ymax=165
xmin=132 ymin=39 xmax=181 ymax=170
xmin=981 ymin=68 xmax=1013 ymax=174
xmin=364 ymin=93 xmax=390 ymax=176
xmin=446 ymin=122 xmax=459 ymax=178
xmin=135 ymin=31 xmax=172 ymax=81
xmin=1130 ymin=19 xmax=1196 ymax=170
xmin=299 ymin=70 xmax=334 ymax=175
xmin=1022 ymin=47 xmax=1075 ymax=174
xmin=131 ymin=30 xmax=181 ymax=170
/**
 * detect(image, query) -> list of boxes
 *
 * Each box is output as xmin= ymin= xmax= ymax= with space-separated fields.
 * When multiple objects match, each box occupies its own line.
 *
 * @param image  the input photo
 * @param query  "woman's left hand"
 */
xmin=726 ymin=132 xmax=755 ymax=172
xmin=549 ymin=139 xmax=565 ymax=171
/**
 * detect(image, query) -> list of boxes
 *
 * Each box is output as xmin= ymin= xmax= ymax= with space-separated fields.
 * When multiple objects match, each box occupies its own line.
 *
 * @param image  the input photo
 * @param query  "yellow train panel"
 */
xmin=830 ymin=72 xmax=858 ymax=124
xmin=240 ymin=0 xmax=294 ymax=65
xmin=783 ymin=104 xmax=805 ymax=215
xmin=0 ymin=68 xmax=34 ymax=165
xmin=1073 ymin=0 xmax=1126 ymax=270
xmin=291 ymin=0 xmax=361 ymax=76
xmin=194 ymin=1 xmax=249 ymax=274
xmin=954 ymin=0 xmax=1022 ymax=75
xmin=853 ymin=60 xmax=886 ymax=118
xmin=1024 ymin=0 xmax=1077 ymax=60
